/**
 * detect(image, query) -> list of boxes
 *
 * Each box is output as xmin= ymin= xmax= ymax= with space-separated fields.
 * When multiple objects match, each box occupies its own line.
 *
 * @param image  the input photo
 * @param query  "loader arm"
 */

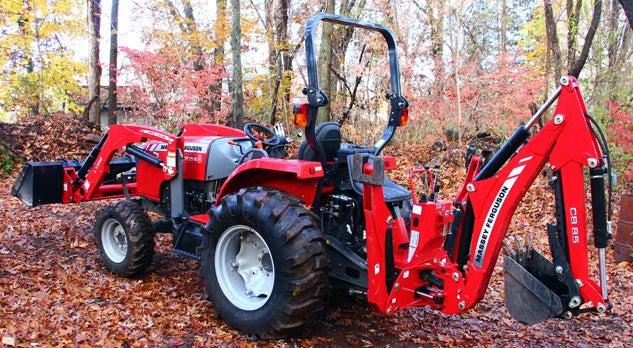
xmin=360 ymin=76 xmax=610 ymax=323
xmin=64 ymin=125 xmax=182 ymax=203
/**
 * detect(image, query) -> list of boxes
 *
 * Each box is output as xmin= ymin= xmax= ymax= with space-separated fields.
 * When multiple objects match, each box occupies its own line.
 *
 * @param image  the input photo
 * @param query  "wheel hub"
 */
xmin=215 ymin=225 xmax=275 ymax=310
xmin=101 ymin=218 xmax=127 ymax=263
xmin=234 ymin=234 xmax=273 ymax=296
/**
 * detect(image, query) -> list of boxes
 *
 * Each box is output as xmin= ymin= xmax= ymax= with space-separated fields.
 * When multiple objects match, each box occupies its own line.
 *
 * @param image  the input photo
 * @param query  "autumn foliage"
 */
xmin=606 ymin=101 xmax=633 ymax=189
xmin=403 ymin=52 xmax=546 ymax=144
xmin=119 ymin=46 xmax=228 ymax=129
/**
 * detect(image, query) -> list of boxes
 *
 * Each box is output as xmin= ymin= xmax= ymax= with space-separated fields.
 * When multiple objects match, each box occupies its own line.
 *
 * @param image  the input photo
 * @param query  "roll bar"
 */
xmin=302 ymin=14 xmax=409 ymax=164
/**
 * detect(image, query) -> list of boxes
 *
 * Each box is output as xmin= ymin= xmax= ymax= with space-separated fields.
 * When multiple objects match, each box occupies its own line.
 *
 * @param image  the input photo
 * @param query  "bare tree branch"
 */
xmin=570 ymin=0 xmax=602 ymax=76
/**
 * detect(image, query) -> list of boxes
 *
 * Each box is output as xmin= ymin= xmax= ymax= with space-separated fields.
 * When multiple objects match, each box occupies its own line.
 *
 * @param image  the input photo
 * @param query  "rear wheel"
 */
xmin=201 ymin=187 xmax=330 ymax=338
xmin=95 ymin=200 xmax=155 ymax=277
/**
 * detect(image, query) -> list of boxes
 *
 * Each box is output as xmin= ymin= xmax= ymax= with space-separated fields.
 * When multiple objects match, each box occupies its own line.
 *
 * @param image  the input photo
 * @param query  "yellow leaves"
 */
xmin=0 ymin=0 xmax=85 ymax=119
xmin=518 ymin=7 xmax=547 ymax=71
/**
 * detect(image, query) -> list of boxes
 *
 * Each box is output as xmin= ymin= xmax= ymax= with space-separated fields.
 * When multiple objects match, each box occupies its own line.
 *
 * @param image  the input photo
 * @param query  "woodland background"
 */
xmin=1 ymin=0 xmax=633 ymax=346
xmin=0 ymin=0 xmax=632 ymax=188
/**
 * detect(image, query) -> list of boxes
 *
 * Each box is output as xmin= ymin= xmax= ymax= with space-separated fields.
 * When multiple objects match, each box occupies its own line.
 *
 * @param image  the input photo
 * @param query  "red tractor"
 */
xmin=12 ymin=14 xmax=612 ymax=338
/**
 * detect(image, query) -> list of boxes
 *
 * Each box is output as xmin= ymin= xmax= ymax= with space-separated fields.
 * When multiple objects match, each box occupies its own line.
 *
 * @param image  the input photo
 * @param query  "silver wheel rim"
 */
xmin=215 ymin=225 xmax=275 ymax=311
xmin=101 ymin=218 xmax=127 ymax=263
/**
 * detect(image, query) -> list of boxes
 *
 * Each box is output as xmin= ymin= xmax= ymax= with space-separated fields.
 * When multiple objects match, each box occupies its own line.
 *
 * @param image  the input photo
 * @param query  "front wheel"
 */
xmin=201 ymin=187 xmax=330 ymax=338
xmin=94 ymin=200 xmax=155 ymax=277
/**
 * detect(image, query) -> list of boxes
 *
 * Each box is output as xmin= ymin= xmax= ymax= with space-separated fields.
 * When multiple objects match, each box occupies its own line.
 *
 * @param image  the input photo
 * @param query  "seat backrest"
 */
xmin=298 ymin=122 xmax=342 ymax=162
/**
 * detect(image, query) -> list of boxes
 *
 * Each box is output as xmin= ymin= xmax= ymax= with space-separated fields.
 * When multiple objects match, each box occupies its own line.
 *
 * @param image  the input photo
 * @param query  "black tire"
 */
xmin=94 ymin=200 xmax=155 ymax=277
xmin=201 ymin=187 xmax=330 ymax=338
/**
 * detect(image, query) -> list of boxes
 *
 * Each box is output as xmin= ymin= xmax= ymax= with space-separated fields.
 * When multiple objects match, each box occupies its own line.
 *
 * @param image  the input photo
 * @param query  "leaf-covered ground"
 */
xmin=1 ymin=116 xmax=632 ymax=347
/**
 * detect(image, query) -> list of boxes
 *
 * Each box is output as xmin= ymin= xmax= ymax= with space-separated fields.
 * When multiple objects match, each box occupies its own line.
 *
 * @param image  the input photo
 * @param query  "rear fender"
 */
xmin=216 ymin=158 xmax=324 ymax=206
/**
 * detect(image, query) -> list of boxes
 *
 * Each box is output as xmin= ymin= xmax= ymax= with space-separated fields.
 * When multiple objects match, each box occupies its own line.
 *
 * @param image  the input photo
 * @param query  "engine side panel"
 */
xmin=142 ymin=136 xmax=246 ymax=182
xmin=205 ymin=137 xmax=245 ymax=180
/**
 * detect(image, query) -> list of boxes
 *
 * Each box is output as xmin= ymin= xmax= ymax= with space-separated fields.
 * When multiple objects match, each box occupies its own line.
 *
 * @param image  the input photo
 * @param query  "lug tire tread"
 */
xmin=95 ymin=200 xmax=155 ymax=277
xmin=201 ymin=187 xmax=330 ymax=338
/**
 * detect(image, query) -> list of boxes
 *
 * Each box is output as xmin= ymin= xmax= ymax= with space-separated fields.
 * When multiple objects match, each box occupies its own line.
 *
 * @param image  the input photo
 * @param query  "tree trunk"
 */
xmin=32 ymin=1 xmax=44 ymax=115
xmin=317 ymin=0 xmax=335 ymax=123
xmin=279 ymin=0 xmax=292 ymax=115
xmin=566 ymin=0 xmax=582 ymax=69
xmin=430 ymin=0 xmax=445 ymax=95
xmin=619 ymin=0 xmax=633 ymax=28
xmin=500 ymin=0 xmax=507 ymax=53
xmin=266 ymin=0 xmax=291 ymax=125
xmin=108 ymin=0 xmax=119 ymax=126
xmin=213 ymin=0 xmax=228 ymax=113
xmin=17 ymin=10 xmax=38 ymax=116
xmin=230 ymin=0 xmax=244 ymax=128
xmin=454 ymin=10 xmax=463 ymax=147
xmin=544 ymin=0 xmax=563 ymax=83
xmin=88 ymin=0 xmax=102 ymax=126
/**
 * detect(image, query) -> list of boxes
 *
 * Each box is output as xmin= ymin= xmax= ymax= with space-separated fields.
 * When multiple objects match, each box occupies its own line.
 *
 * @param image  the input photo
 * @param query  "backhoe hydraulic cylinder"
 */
xmin=475 ymin=125 xmax=530 ymax=181
xmin=590 ymin=166 xmax=609 ymax=248
xmin=590 ymin=165 xmax=610 ymax=301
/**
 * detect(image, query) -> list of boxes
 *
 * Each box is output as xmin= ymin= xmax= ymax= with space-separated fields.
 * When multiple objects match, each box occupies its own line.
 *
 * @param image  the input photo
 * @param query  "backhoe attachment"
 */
xmin=500 ymin=78 xmax=613 ymax=324
xmin=357 ymin=76 xmax=611 ymax=325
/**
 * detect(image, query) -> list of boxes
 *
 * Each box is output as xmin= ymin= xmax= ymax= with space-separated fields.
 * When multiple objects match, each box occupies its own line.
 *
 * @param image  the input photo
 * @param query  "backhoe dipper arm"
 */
xmin=449 ymin=76 xmax=608 ymax=313
xmin=64 ymin=125 xmax=181 ymax=203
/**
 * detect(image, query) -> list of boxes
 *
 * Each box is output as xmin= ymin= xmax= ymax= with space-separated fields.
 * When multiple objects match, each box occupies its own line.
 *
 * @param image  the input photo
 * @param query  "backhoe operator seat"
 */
xmin=298 ymin=122 xmax=411 ymax=203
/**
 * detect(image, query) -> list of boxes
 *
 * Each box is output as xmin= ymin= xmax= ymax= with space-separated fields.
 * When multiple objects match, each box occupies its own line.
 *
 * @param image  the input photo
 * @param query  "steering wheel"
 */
xmin=243 ymin=122 xmax=282 ymax=148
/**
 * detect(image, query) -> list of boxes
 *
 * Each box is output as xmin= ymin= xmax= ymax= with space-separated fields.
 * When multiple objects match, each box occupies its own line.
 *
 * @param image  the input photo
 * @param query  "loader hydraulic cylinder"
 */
xmin=126 ymin=145 xmax=163 ymax=168
xmin=77 ymin=133 xmax=108 ymax=180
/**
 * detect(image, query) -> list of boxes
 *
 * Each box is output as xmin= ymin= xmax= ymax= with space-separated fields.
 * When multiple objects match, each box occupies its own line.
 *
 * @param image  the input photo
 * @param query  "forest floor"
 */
xmin=0 ymin=115 xmax=632 ymax=347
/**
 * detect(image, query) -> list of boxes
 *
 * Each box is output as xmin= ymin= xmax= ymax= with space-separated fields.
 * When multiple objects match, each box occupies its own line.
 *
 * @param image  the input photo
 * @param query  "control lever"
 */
xmin=409 ymin=164 xmax=435 ymax=203
xmin=429 ymin=163 xmax=441 ymax=201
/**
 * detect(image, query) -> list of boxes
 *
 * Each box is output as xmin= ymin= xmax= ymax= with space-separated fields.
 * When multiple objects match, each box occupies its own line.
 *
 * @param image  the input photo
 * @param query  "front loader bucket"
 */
xmin=11 ymin=161 xmax=66 ymax=207
xmin=503 ymin=250 xmax=564 ymax=325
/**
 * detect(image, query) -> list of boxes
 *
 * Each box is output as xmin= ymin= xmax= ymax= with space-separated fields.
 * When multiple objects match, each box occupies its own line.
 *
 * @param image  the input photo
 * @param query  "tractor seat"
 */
xmin=298 ymin=122 xmax=411 ymax=203
xmin=346 ymin=155 xmax=412 ymax=203
xmin=298 ymin=122 xmax=342 ymax=162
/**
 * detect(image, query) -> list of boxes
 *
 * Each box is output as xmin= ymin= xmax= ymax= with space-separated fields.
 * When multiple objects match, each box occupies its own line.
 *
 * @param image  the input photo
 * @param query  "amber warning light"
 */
xmin=400 ymin=107 xmax=409 ymax=127
xmin=293 ymin=103 xmax=309 ymax=127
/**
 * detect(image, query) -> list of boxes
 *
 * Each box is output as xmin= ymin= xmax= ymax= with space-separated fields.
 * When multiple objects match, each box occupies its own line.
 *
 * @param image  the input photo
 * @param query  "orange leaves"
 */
xmin=0 ymin=113 xmax=97 ymax=172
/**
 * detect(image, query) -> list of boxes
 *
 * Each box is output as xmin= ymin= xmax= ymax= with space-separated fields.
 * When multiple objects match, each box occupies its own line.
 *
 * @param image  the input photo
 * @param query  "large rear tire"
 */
xmin=201 ymin=187 xmax=330 ymax=338
xmin=95 ymin=200 xmax=155 ymax=277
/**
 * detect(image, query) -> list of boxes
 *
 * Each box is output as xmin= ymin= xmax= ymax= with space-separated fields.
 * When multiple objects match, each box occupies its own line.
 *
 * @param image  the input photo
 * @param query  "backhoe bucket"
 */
xmin=11 ymin=161 xmax=66 ymax=207
xmin=503 ymin=250 xmax=564 ymax=325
